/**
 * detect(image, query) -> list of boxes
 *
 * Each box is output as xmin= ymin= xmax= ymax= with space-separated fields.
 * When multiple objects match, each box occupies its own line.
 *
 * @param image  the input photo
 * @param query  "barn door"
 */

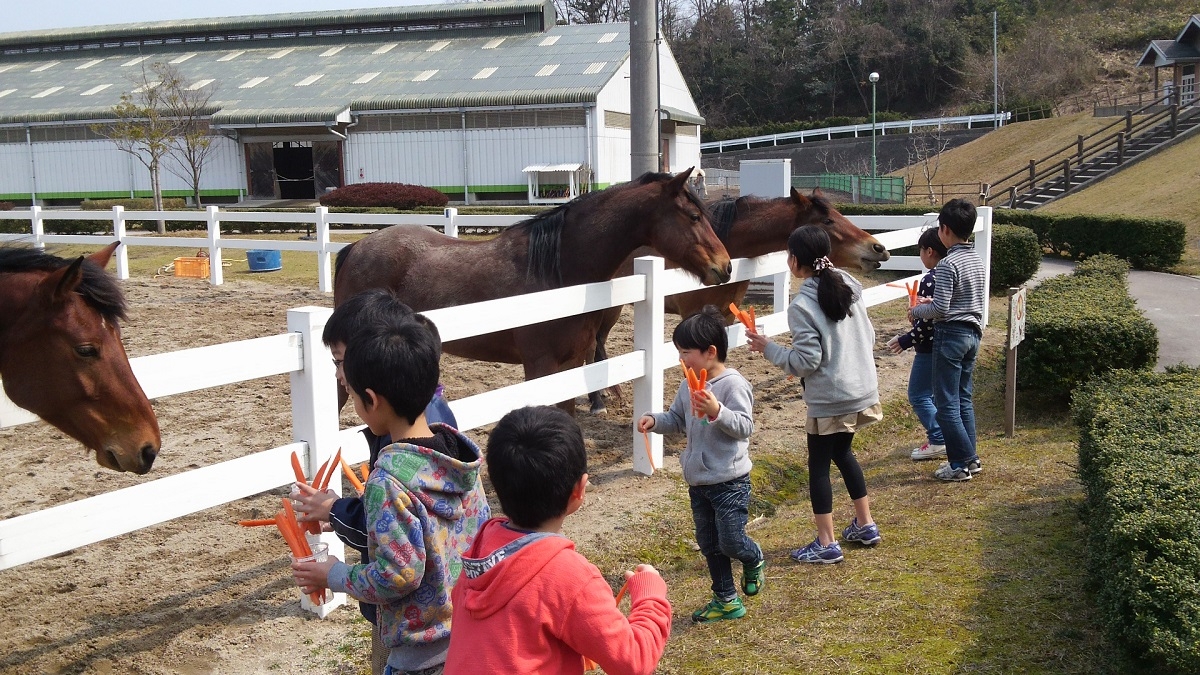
xmin=245 ymin=142 xmax=278 ymax=199
xmin=313 ymin=141 xmax=343 ymax=197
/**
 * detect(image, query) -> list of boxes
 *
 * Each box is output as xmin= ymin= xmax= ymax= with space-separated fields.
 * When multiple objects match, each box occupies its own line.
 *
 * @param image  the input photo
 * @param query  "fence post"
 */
xmin=1028 ymin=159 xmax=1036 ymax=185
xmin=1171 ymin=104 xmax=1178 ymax=137
xmin=286 ymin=306 xmax=346 ymax=618
xmin=206 ymin=206 xmax=223 ymax=286
xmin=315 ymin=206 xmax=332 ymax=293
xmin=1062 ymin=159 xmax=1071 ymax=187
xmin=976 ymin=207 xmax=992 ymax=327
xmin=30 ymin=205 xmax=44 ymax=250
xmin=112 ymin=205 xmax=129 ymax=280
xmin=631 ymin=256 xmax=665 ymax=475
xmin=1117 ymin=132 xmax=1125 ymax=164
xmin=1077 ymin=135 xmax=1084 ymax=158
xmin=1125 ymin=110 xmax=1133 ymax=134
xmin=443 ymin=207 xmax=458 ymax=238
xmin=1007 ymin=186 xmax=1017 ymax=208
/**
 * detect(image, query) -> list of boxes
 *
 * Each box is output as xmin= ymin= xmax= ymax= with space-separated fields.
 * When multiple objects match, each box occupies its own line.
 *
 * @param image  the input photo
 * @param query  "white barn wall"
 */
xmin=657 ymin=43 xmax=703 ymax=175
xmin=595 ymin=57 xmax=633 ymax=186
xmin=0 ymin=144 xmax=34 ymax=197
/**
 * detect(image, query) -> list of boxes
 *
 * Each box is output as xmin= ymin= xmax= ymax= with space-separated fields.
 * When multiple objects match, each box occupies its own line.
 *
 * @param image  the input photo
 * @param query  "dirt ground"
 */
xmin=0 ymin=275 xmax=915 ymax=675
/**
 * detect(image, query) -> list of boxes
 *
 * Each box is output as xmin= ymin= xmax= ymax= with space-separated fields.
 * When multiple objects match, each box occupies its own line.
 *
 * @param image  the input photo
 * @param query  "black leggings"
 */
xmin=807 ymin=432 xmax=869 ymax=515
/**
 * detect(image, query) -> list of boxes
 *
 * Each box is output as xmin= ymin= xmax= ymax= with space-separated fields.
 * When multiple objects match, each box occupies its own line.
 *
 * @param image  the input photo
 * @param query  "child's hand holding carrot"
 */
xmin=636 ymin=414 xmax=655 ymax=433
xmin=292 ymin=482 xmax=338 ymax=526
xmin=291 ymin=555 xmax=339 ymax=598
xmin=691 ymin=388 xmax=719 ymax=420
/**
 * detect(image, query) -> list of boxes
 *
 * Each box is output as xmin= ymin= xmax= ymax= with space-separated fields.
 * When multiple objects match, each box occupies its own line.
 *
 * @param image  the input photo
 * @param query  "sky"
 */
xmin=5 ymin=0 xmax=442 ymax=33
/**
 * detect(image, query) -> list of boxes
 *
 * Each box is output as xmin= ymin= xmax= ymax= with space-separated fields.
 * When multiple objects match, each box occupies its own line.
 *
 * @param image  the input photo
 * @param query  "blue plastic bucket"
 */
xmin=246 ymin=249 xmax=282 ymax=272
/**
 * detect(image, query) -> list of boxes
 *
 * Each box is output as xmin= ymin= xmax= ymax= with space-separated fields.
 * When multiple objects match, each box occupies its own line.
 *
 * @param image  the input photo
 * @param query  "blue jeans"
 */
xmin=908 ymin=351 xmax=944 ymax=445
xmin=690 ymin=474 xmax=763 ymax=601
xmin=932 ymin=323 xmax=980 ymax=468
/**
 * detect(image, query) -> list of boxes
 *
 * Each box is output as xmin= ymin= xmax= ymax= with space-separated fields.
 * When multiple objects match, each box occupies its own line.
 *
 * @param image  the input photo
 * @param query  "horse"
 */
xmin=586 ymin=188 xmax=890 ymax=413
xmin=0 ymin=242 xmax=161 ymax=474
xmin=332 ymin=169 xmax=732 ymax=415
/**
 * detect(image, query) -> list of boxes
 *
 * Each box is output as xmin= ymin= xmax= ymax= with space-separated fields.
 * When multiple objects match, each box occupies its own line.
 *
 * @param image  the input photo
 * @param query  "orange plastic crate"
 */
xmin=173 ymin=256 xmax=210 ymax=278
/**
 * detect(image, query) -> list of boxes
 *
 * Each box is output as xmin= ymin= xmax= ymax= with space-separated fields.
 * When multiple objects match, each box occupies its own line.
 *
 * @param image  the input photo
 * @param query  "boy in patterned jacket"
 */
xmin=292 ymin=316 xmax=489 ymax=675
xmin=887 ymin=227 xmax=948 ymax=461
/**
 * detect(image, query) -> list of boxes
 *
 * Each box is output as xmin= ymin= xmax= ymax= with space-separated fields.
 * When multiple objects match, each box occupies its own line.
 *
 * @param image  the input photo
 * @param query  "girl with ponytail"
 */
xmin=747 ymin=225 xmax=882 ymax=564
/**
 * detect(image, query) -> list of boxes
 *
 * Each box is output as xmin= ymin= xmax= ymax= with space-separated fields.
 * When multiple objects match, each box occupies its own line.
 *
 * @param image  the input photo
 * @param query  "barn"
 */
xmin=0 ymin=0 xmax=704 ymax=206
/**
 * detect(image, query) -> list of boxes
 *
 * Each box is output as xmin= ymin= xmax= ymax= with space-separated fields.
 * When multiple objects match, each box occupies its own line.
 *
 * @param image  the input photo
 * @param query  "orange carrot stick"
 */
xmin=290 ymin=451 xmax=308 ymax=485
xmin=697 ymin=368 xmax=707 ymax=391
xmin=340 ymin=457 xmax=366 ymax=494
xmin=238 ymin=518 xmax=278 ymax=527
xmin=360 ymin=463 xmax=370 ymax=483
xmin=748 ymin=306 xmax=756 ymax=327
xmin=319 ymin=449 xmax=343 ymax=491
xmin=281 ymin=499 xmax=312 ymax=557
xmin=311 ymin=459 xmax=330 ymax=492
xmin=642 ymin=431 xmax=654 ymax=471
xmin=615 ymin=578 xmax=631 ymax=605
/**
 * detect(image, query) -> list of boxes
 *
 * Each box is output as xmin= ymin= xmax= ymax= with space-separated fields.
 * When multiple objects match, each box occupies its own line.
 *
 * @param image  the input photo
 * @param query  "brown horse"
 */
xmin=0 ymin=243 xmax=161 ymax=473
xmin=587 ymin=188 xmax=890 ymax=412
xmin=333 ymin=170 xmax=732 ymax=414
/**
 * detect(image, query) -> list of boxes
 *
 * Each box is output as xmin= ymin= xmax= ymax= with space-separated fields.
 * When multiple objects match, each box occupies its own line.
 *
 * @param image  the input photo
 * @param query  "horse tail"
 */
xmin=334 ymin=241 xmax=355 ymax=280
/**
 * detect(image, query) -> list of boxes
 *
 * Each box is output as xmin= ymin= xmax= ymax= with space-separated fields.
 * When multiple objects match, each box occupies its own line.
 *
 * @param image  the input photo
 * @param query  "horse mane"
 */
xmin=708 ymin=197 xmax=742 ymax=242
xmin=0 ymin=246 xmax=127 ymax=321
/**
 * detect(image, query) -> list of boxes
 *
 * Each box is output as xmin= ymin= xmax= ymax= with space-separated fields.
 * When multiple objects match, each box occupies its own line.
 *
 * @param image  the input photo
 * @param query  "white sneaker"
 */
xmin=910 ymin=442 xmax=947 ymax=460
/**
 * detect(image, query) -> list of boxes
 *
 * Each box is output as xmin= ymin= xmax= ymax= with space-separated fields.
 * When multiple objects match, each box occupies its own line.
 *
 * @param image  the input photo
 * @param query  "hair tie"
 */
xmin=812 ymin=256 xmax=832 ymax=273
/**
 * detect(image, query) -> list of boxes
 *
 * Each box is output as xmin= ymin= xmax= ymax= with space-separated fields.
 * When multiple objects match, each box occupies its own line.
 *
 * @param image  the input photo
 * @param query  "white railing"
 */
xmin=0 ymin=206 xmax=526 ymax=292
xmin=701 ymin=113 xmax=1012 ymax=153
xmin=0 ymin=211 xmax=991 ymax=611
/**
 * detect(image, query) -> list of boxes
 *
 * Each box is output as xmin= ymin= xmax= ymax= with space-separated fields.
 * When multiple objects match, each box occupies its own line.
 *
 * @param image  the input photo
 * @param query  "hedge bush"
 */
xmin=1073 ymin=252 xmax=1129 ymax=284
xmin=993 ymin=210 xmax=1184 ymax=271
xmin=0 ymin=201 xmax=14 ymax=211
xmin=81 ymin=198 xmax=188 ymax=211
xmin=1017 ymin=268 xmax=1157 ymax=402
xmin=989 ymin=224 xmax=1041 ymax=292
xmin=1072 ymin=368 xmax=1200 ymax=673
xmin=320 ymin=183 xmax=448 ymax=210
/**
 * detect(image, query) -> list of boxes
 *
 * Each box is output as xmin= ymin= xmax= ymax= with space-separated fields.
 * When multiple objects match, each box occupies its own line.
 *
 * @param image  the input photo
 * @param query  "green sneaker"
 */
xmin=742 ymin=559 xmax=766 ymax=596
xmin=691 ymin=595 xmax=746 ymax=623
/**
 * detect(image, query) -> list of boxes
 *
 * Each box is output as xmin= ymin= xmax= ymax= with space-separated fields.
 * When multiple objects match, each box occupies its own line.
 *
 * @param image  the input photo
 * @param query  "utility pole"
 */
xmin=629 ymin=0 xmax=659 ymax=177
xmin=869 ymin=72 xmax=879 ymax=187
xmin=993 ymin=11 xmax=999 ymax=124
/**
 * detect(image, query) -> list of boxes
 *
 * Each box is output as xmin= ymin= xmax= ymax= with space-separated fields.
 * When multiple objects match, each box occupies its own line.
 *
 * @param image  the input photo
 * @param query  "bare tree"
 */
xmin=905 ymin=126 xmax=952 ymax=205
xmin=159 ymin=65 xmax=219 ymax=208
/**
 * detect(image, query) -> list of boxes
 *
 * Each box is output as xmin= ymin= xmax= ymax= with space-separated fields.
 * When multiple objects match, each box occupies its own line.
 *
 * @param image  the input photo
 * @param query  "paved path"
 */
xmin=1029 ymin=257 xmax=1200 ymax=370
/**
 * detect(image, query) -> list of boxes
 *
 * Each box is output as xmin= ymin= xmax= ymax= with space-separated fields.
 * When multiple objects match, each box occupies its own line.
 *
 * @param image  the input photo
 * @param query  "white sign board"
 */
xmin=1008 ymin=286 xmax=1027 ymax=348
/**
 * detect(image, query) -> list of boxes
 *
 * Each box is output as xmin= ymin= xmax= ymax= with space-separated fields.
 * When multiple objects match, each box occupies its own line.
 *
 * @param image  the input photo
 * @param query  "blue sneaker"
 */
xmin=789 ymin=537 xmax=843 ymax=564
xmin=842 ymin=518 xmax=881 ymax=546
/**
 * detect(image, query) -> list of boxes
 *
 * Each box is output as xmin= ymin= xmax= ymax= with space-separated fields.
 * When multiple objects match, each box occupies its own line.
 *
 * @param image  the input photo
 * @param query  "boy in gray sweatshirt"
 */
xmin=638 ymin=305 xmax=765 ymax=623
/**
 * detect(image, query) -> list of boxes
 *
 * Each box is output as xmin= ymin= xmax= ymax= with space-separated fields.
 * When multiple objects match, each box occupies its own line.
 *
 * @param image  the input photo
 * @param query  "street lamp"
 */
xmin=869 ymin=72 xmax=879 ymax=188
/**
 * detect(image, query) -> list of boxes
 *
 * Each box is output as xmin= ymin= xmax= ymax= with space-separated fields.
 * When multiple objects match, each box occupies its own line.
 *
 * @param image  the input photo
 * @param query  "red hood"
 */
xmin=456 ymin=518 xmax=575 ymax=620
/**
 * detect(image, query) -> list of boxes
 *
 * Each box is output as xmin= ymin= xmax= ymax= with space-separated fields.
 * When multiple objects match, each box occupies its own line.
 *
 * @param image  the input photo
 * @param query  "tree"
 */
xmin=159 ymin=65 xmax=219 ymax=208
xmin=905 ymin=126 xmax=953 ymax=205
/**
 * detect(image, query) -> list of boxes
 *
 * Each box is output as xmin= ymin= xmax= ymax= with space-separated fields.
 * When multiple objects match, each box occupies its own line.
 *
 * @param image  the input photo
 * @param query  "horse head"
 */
xmin=642 ymin=168 xmax=731 ymax=285
xmin=793 ymin=188 xmax=890 ymax=271
xmin=1 ymin=243 xmax=161 ymax=473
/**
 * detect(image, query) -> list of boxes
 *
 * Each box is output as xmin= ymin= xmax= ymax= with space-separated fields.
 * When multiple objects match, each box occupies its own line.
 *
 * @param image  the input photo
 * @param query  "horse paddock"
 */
xmin=0 ymin=272 xmax=914 ymax=675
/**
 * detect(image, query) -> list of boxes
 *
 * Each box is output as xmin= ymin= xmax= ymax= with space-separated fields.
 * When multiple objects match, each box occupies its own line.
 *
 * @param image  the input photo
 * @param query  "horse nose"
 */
xmin=139 ymin=443 xmax=159 ymax=473
xmin=873 ymin=243 xmax=890 ymax=259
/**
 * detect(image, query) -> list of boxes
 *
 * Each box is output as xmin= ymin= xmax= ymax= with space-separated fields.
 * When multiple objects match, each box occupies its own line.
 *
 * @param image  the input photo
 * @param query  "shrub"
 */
xmin=1017 ymin=271 xmax=1157 ymax=402
xmin=320 ymin=183 xmax=448 ymax=210
xmin=1073 ymin=252 xmax=1129 ymax=284
xmin=989 ymin=224 xmax=1041 ymax=292
xmin=81 ymin=198 xmax=188 ymax=211
xmin=992 ymin=210 xmax=1185 ymax=271
xmin=1072 ymin=368 xmax=1200 ymax=673
xmin=0 ymin=201 xmax=13 ymax=211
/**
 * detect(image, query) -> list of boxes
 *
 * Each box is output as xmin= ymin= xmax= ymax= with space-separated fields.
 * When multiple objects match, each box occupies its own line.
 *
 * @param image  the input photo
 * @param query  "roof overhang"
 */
xmin=523 ymin=163 xmax=582 ymax=172
xmin=660 ymin=105 xmax=704 ymax=126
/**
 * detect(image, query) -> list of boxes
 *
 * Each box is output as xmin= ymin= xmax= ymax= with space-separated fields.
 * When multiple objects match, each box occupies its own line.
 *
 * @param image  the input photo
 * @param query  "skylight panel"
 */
xmin=218 ymin=50 xmax=246 ymax=62
xmin=268 ymin=48 xmax=295 ymax=59
xmin=413 ymin=69 xmax=437 ymax=82
xmin=373 ymin=43 xmax=397 ymax=54
xmin=0 ymin=89 xmax=16 ymax=98
xmin=239 ymin=76 xmax=268 ymax=89
xmin=353 ymin=72 xmax=380 ymax=84
xmin=32 ymin=61 xmax=59 ymax=72
xmin=539 ymin=36 xmax=561 ymax=46
xmin=483 ymin=38 xmax=505 ymax=49
xmin=473 ymin=67 xmax=497 ymax=80
xmin=187 ymin=78 xmax=215 ymax=90
xmin=31 ymin=86 xmax=64 ymax=98
xmin=295 ymin=74 xmax=324 ymax=86
xmin=598 ymin=33 xmax=618 ymax=43
xmin=427 ymin=41 xmax=450 ymax=52
xmin=76 ymin=59 xmax=104 ymax=69
xmin=121 ymin=56 xmax=148 ymax=67
xmin=81 ymin=84 xmax=112 ymax=96
xmin=583 ymin=62 xmax=606 ymax=75
xmin=0 ymin=65 xmax=15 ymax=74
xmin=169 ymin=53 xmax=196 ymax=64
xmin=536 ymin=64 xmax=559 ymax=77
xmin=320 ymin=46 xmax=345 ymax=57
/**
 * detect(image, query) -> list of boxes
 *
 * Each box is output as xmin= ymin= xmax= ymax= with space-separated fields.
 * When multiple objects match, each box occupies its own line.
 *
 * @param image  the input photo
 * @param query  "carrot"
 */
xmin=281 ymin=499 xmax=313 ymax=557
xmin=679 ymin=359 xmax=695 ymax=392
xmin=359 ymin=463 xmax=369 ymax=483
xmin=642 ymin=431 xmax=654 ymax=471
xmin=697 ymin=368 xmax=707 ymax=391
xmin=748 ymin=306 xmax=756 ymax=327
xmin=311 ymin=459 xmax=331 ymax=493
xmin=614 ymin=578 xmax=631 ymax=605
xmin=238 ymin=518 xmax=278 ymax=527
xmin=583 ymin=577 xmax=637 ymax=670
xmin=319 ymin=448 xmax=342 ymax=491
xmin=340 ymin=457 xmax=366 ymax=494
xmin=290 ymin=451 xmax=308 ymax=484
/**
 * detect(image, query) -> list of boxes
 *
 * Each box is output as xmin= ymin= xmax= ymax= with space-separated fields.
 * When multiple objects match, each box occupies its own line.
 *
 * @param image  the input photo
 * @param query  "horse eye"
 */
xmin=690 ymin=213 xmax=701 ymax=222
xmin=824 ymin=218 xmax=834 ymax=226
xmin=75 ymin=345 xmax=100 ymax=358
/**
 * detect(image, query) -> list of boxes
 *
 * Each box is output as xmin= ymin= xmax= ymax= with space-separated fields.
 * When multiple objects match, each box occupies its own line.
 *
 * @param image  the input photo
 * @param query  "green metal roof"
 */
xmin=661 ymin=105 xmax=705 ymax=126
xmin=0 ymin=1 xmax=668 ymax=126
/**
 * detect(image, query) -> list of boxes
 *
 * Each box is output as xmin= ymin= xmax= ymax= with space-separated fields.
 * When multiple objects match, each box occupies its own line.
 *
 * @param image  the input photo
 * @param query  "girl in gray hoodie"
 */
xmin=747 ymin=225 xmax=882 ymax=564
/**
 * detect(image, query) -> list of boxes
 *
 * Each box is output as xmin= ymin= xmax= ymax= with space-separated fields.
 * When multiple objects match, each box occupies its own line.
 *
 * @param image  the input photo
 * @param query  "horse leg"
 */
xmin=586 ymin=307 xmax=623 ymax=415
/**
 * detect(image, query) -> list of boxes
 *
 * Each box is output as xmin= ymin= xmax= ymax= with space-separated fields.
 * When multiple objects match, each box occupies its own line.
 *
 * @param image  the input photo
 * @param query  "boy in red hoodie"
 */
xmin=444 ymin=406 xmax=672 ymax=675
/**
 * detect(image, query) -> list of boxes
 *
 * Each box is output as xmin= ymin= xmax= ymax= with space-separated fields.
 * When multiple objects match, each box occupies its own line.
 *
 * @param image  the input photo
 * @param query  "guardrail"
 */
xmin=700 ymin=113 xmax=1011 ymax=153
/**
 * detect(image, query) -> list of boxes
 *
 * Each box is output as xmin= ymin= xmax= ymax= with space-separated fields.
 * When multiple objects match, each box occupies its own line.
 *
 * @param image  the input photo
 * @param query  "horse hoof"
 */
xmin=589 ymin=406 xmax=608 ymax=416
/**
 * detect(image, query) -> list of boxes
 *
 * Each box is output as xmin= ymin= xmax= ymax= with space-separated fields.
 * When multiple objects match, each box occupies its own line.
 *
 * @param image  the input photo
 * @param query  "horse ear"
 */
xmin=87 ymin=242 xmax=120 ymax=269
xmin=790 ymin=187 xmax=812 ymax=207
xmin=40 ymin=256 xmax=86 ymax=305
xmin=668 ymin=167 xmax=695 ymax=193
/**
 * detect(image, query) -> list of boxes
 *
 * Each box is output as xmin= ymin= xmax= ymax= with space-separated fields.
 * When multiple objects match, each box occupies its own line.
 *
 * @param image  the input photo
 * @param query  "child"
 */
xmin=747 ymin=225 xmax=881 ymax=564
xmin=293 ymin=289 xmax=460 ymax=675
xmin=637 ymin=305 xmax=764 ymax=622
xmin=887 ymin=227 xmax=949 ymax=461
xmin=444 ymin=405 xmax=672 ymax=674
xmin=909 ymin=199 xmax=986 ymax=482
xmin=291 ymin=316 xmax=489 ymax=675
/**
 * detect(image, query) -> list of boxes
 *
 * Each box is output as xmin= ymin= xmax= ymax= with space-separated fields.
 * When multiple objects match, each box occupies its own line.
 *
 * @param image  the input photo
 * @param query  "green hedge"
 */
xmin=989 ymin=224 xmax=1041 ymax=292
xmin=1017 ymin=267 xmax=1157 ymax=401
xmin=1072 ymin=368 xmax=1200 ymax=673
xmin=81 ymin=198 xmax=188 ymax=211
xmin=993 ymin=210 xmax=1185 ymax=271
xmin=1073 ymin=252 xmax=1129 ymax=284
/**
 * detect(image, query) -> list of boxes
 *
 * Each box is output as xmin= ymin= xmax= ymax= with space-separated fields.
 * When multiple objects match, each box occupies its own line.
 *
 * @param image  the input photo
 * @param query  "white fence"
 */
xmin=0 ymin=206 xmax=525 ymax=292
xmin=701 ymin=112 xmax=1013 ymax=153
xmin=0 ymin=210 xmax=991 ymax=612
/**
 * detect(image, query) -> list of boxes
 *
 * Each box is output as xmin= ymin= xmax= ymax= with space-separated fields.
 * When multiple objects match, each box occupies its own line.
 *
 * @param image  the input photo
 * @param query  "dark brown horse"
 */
xmin=587 ymin=188 xmax=890 ymax=412
xmin=0 ymin=243 xmax=161 ymax=473
xmin=333 ymin=170 xmax=732 ymax=414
